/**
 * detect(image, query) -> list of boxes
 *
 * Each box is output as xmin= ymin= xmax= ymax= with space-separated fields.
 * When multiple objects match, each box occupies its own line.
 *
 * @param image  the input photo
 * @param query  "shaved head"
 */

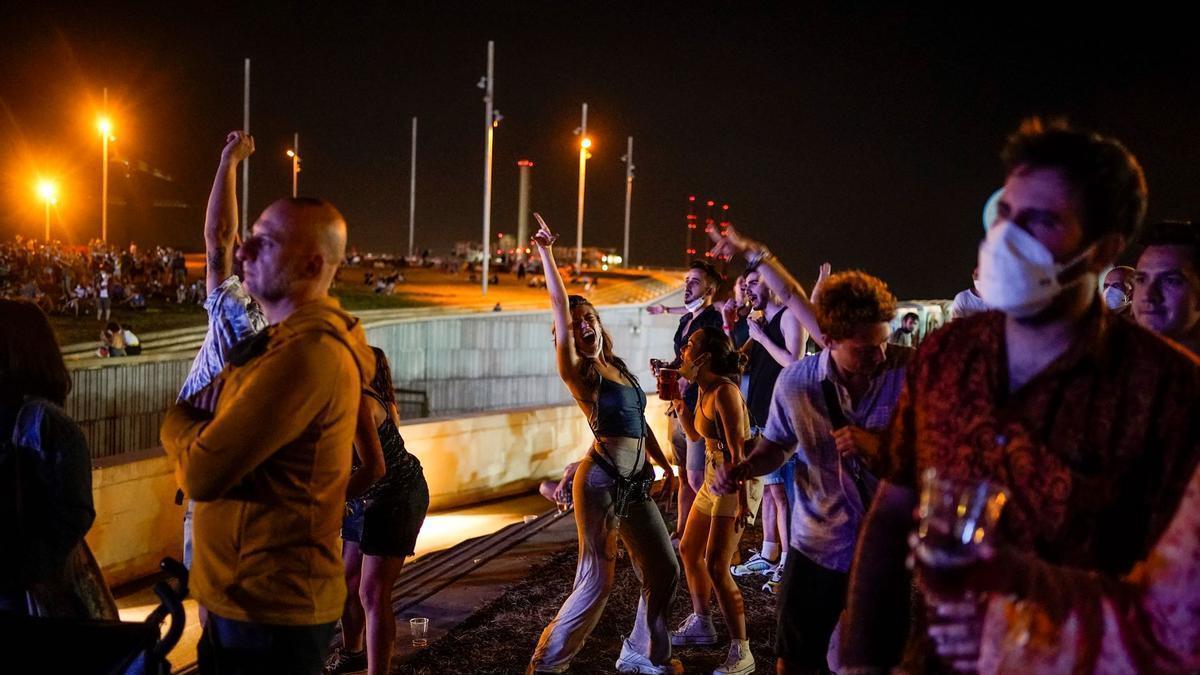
xmin=238 ymin=197 xmax=349 ymax=318
xmin=262 ymin=198 xmax=347 ymax=264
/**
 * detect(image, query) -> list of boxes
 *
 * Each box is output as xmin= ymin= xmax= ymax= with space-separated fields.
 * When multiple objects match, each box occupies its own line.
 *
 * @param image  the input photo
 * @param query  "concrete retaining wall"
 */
xmin=66 ymin=292 xmax=684 ymax=458
xmin=88 ymin=397 xmax=675 ymax=586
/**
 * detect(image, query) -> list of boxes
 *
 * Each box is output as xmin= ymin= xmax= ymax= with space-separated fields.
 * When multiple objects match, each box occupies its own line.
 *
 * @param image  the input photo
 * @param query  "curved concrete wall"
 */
xmin=88 ymin=397 xmax=675 ymax=587
xmin=79 ymin=293 xmax=687 ymax=585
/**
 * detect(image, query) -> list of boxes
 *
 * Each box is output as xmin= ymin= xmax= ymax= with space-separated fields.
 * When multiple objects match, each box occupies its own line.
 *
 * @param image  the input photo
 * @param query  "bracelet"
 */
xmin=745 ymin=247 xmax=773 ymax=267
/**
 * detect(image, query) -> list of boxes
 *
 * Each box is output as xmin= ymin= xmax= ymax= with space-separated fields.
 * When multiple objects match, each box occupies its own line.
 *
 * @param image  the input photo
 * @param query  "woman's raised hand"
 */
xmin=532 ymin=213 xmax=558 ymax=248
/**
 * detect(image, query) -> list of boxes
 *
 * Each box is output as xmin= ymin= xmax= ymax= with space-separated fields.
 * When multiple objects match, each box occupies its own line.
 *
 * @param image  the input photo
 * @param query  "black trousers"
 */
xmin=775 ymin=548 xmax=849 ymax=672
xmin=198 ymin=612 xmax=337 ymax=675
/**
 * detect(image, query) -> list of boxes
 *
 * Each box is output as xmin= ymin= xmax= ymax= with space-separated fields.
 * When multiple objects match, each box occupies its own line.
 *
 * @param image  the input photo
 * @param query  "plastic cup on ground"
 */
xmin=410 ymin=617 xmax=429 ymax=648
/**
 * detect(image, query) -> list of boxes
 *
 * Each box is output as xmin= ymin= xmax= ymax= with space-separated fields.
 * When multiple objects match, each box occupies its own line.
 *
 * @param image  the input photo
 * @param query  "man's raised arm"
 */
xmin=205 ymin=131 xmax=254 ymax=294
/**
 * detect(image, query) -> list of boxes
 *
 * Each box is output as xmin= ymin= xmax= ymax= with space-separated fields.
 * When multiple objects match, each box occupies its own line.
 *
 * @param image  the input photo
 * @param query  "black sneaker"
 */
xmin=324 ymin=647 xmax=368 ymax=674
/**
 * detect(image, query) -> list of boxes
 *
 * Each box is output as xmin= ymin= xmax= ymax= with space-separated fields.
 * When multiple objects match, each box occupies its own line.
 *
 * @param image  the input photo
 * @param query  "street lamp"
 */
xmin=574 ymin=102 xmax=590 ymax=269
xmin=97 ymin=116 xmax=113 ymax=243
xmin=36 ymin=179 xmax=58 ymax=242
xmin=286 ymin=132 xmax=301 ymax=198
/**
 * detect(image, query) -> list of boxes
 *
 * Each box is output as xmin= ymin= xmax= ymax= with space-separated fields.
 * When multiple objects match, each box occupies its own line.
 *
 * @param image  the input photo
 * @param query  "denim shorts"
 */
xmin=342 ymin=477 xmax=430 ymax=558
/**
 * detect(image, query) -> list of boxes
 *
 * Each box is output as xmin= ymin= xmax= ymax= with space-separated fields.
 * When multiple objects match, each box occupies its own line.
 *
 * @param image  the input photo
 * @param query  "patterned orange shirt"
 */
xmin=876 ymin=305 xmax=1200 ymax=669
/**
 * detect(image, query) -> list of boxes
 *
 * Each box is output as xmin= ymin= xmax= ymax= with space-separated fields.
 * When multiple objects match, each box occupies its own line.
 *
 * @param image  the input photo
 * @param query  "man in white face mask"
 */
xmin=1101 ymin=266 xmax=1135 ymax=317
xmin=661 ymin=259 xmax=725 ymax=541
xmin=842 ymin=118 xmax=1200 ymax=674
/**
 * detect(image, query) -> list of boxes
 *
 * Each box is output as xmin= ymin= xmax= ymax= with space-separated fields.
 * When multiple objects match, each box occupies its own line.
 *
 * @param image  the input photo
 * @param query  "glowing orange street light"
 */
xmin=36 ymin=179 xmax=59 ymax=242
xmin=97 ymin=115 xmax=114 ymax=243
xmin=580 ymin=137 xmax=592 ymax=149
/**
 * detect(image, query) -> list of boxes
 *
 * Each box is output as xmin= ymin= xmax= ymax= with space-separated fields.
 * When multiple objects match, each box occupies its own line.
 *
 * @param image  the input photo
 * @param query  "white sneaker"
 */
xmin=762 ymin=564 xmax=784 ymax=594
xmin=615 ymin=638 xmax=683 ymax=674
xmin=730 ymin=551 xmax=778 ymax=577
xmin=712 ymin=640 xmax=755 ymax=675
xmin=669 ymin=613 xmax=719 ymax=646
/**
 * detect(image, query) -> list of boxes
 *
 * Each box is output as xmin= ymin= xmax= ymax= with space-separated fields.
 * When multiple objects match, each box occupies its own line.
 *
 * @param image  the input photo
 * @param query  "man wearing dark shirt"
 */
xmin=730 ymin=266 xmax=805 ymax=589
xmin=666 ymin=259 xmax=725 ymax=538
xmin=841 ymin=119 xmax=1200 ymax=674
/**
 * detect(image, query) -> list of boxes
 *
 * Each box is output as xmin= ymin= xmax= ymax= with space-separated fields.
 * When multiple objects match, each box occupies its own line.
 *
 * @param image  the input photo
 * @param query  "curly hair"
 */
xmin=1002 ymin=117 xmax=1148 ymax=243
xmin=693 ymin=327 xmax=749 ymax=378
xmin=816 ymin=271 xmax=897 ymax=341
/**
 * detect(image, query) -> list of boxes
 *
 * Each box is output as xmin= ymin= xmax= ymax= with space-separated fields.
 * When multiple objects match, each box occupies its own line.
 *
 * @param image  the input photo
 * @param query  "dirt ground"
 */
xmin=400 ymin=508 xmax=780 ymax=674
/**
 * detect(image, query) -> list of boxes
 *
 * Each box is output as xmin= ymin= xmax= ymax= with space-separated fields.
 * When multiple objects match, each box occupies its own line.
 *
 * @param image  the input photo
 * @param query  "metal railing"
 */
xmin=395 ymin=387 xmax=430 ymax=421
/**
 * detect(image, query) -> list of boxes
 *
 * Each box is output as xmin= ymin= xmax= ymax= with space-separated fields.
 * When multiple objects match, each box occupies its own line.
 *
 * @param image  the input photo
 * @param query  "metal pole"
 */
xmin=516 ymin=160 xmax=532 ymax=261
xmin=481 ymin=41 xmax=495 ymax=296
xmin=408 ymin=116 xmax=417 ymax=258
xmin=575 ymin=102 xmax=587 ymax=269
xmin=623 ymin=136 xmax=633 ymax=267
xmin=102 ymin=87 xmax=108 ymax=244
xmin=292 ymin=132 xmax=299 ymax=198
xmin=242 ymin=58 xmax=250 ymax=239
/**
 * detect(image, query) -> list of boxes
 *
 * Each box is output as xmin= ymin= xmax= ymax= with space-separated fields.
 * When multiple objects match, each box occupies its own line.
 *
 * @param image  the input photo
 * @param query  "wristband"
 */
xmin=745 ymin=247 xmax=772 ymax=267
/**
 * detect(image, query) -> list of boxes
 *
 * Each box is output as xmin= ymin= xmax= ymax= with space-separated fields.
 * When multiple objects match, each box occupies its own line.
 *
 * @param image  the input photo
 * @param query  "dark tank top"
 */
xmin=590 ymin=373 xmax=647 ymax=439
xmin=360 ymin=389 xmax=423 ymax=502
xmin=746 ymin=306 xmax=789 ymax=427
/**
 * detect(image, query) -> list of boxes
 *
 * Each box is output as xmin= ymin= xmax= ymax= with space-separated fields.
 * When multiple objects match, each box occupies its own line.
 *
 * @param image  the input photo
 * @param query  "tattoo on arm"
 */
xmin=208 ymin=246 xmax=227 ymax=275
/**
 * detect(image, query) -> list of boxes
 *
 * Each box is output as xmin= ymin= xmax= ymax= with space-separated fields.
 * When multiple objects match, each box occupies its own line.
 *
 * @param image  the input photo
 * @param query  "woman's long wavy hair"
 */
xmin=368 ymin=347 xmax=397 ymax=408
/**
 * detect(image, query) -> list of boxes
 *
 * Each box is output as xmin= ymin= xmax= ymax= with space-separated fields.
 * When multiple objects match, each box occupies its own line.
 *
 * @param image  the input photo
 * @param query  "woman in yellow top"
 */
xmin=672 ymin=328 xmax=763 ymax=675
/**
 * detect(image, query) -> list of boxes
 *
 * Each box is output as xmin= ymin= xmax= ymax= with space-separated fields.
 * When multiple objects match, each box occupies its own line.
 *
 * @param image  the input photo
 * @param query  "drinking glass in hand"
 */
xmin=914 ymin=468 xmax=1009 ymax=600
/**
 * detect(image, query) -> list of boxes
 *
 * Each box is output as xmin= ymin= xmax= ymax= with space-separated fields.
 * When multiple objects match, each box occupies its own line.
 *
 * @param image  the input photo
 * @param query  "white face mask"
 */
xmin=976 ymin=220 xmax=1095 ymax=319
xmin=684 ymin=295 xmax=708 ymax=313
xmin=1103 ymin=286 xmax=1130 ymax=311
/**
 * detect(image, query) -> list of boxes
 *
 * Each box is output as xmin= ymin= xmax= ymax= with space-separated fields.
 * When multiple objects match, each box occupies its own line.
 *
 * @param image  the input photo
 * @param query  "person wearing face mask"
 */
xmin=1101 ymin=265 xmax=1135 ymax=318
xmin=527 ymin=215 xmax=681 ymax=675
xmin=656 ymin=259 xmax=725 ymax=544
xmin=1134 ymin=220 xmax=1200 ymax=356
xmin=841 ymin=118 xmax=1200 ymax=675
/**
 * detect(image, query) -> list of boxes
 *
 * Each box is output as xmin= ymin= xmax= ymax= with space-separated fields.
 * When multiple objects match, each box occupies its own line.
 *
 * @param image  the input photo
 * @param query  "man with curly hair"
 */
xmin=841 ymin=120 xmax=1200 ymax=674
xmin=714 ymin=270 xmax=913 ymax=675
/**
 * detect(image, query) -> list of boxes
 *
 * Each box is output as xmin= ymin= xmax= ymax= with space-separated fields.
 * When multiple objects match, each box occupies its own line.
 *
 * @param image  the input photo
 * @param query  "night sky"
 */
xmin=2 ymin=3 xmax=1196 ymax=298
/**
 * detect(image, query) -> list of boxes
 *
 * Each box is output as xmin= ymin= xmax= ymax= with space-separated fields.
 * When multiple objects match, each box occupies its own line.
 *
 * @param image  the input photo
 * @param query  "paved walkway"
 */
xmin=114 ymin=492 xmax=557 ymax=672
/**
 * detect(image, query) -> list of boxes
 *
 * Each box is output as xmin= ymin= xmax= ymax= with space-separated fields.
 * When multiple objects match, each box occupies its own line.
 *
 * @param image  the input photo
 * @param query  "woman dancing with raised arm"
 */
xmin=527 ymin=214 xmax=682 ymax=675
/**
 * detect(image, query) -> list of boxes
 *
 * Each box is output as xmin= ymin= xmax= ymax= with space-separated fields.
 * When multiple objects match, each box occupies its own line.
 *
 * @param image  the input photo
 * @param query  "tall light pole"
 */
xmin=242 ymin=58 xmax=251 ymax=240
xmin=37 ymin=179 xmax=58 ymax=242
xmin=98 ymin=87 xmax=111 ymax=244
xmin=286 ymin=133 xmax=301 ymax=198
xmin=621 ymin=136 xmax=634 ymax=267
xmin=408 ymin=116 xmax=418 ymax=258
xmin=516 ymin=160 xmax=533 ymax=261
xmin=574 ymin=103 xmax=589 ymax=269
xmin=479 ymin=40 xmax=496 ymax=295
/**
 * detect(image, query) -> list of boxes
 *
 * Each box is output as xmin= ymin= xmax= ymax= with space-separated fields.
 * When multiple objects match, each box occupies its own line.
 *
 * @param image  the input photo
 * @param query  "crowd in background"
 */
xmin=0 ymin=236 xmax=202 ymax=319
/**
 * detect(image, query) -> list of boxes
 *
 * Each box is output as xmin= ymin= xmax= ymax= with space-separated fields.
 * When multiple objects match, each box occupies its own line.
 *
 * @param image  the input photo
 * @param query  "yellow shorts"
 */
xmin=691 ymin=450 xmax=763 ymax=522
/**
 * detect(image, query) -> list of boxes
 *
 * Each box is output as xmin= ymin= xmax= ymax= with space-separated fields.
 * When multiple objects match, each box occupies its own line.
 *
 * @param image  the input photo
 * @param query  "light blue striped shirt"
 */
xmin=177 ymin=276 xmax=267 ymax=401
xmin=762 ymin=346 xmax=910 ymax=572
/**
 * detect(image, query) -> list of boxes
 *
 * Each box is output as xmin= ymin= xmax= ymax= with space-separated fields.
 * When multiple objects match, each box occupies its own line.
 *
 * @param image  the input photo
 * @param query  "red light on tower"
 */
xmin=688 ymin=195 xmax=696 ymax=202
xmin=706 ymin=200 xmax=715 ymax=207
xmin=517 ymin=159 xmax=535 ymax=167
xmin=722 ymin=204 xmax=729 ymax=211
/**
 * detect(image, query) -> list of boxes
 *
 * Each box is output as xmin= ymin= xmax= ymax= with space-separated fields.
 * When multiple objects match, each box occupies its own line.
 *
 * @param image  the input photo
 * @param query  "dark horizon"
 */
xmin=2 ymin=4 xmax=1197 ymax=299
